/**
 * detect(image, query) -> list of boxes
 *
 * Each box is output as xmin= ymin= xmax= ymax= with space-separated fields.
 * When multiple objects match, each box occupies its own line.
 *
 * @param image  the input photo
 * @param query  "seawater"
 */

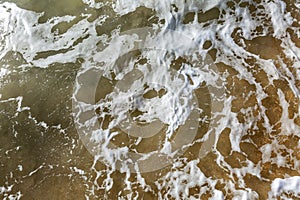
xmin=0 ymin=0 xmax=299 ymax=199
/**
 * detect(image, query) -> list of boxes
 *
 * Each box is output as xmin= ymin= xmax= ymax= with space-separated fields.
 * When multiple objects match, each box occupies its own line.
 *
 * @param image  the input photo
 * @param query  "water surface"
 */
xmin=0 ymin=0 xmax=300 ymax=199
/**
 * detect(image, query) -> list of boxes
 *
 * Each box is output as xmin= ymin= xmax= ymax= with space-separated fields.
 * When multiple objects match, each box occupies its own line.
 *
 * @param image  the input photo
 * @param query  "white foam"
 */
xmin=270 ymin=176 xmax=300 ymax=198
xmin=265 ymin=0 xmax=293 ymax=38
xmin=0 ymin=2 xmax=105 ymax=67
xmin=82 ymin=0 xmax=105 ymax=9
xmin=0 ymin=0 xmax=299 ymax=199
xmin=0 ymin=68 xmax=9 ymax=78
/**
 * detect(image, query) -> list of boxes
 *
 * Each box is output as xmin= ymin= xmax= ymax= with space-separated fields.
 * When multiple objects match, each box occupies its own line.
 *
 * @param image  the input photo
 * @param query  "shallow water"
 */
xmin=0 ymin=0 xmax=300 ymax=199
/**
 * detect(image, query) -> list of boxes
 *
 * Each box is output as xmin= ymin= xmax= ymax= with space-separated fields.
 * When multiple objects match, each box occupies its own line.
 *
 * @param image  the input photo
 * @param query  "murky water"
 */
xmin=0 ymin=0 xmax=300 ymax=199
